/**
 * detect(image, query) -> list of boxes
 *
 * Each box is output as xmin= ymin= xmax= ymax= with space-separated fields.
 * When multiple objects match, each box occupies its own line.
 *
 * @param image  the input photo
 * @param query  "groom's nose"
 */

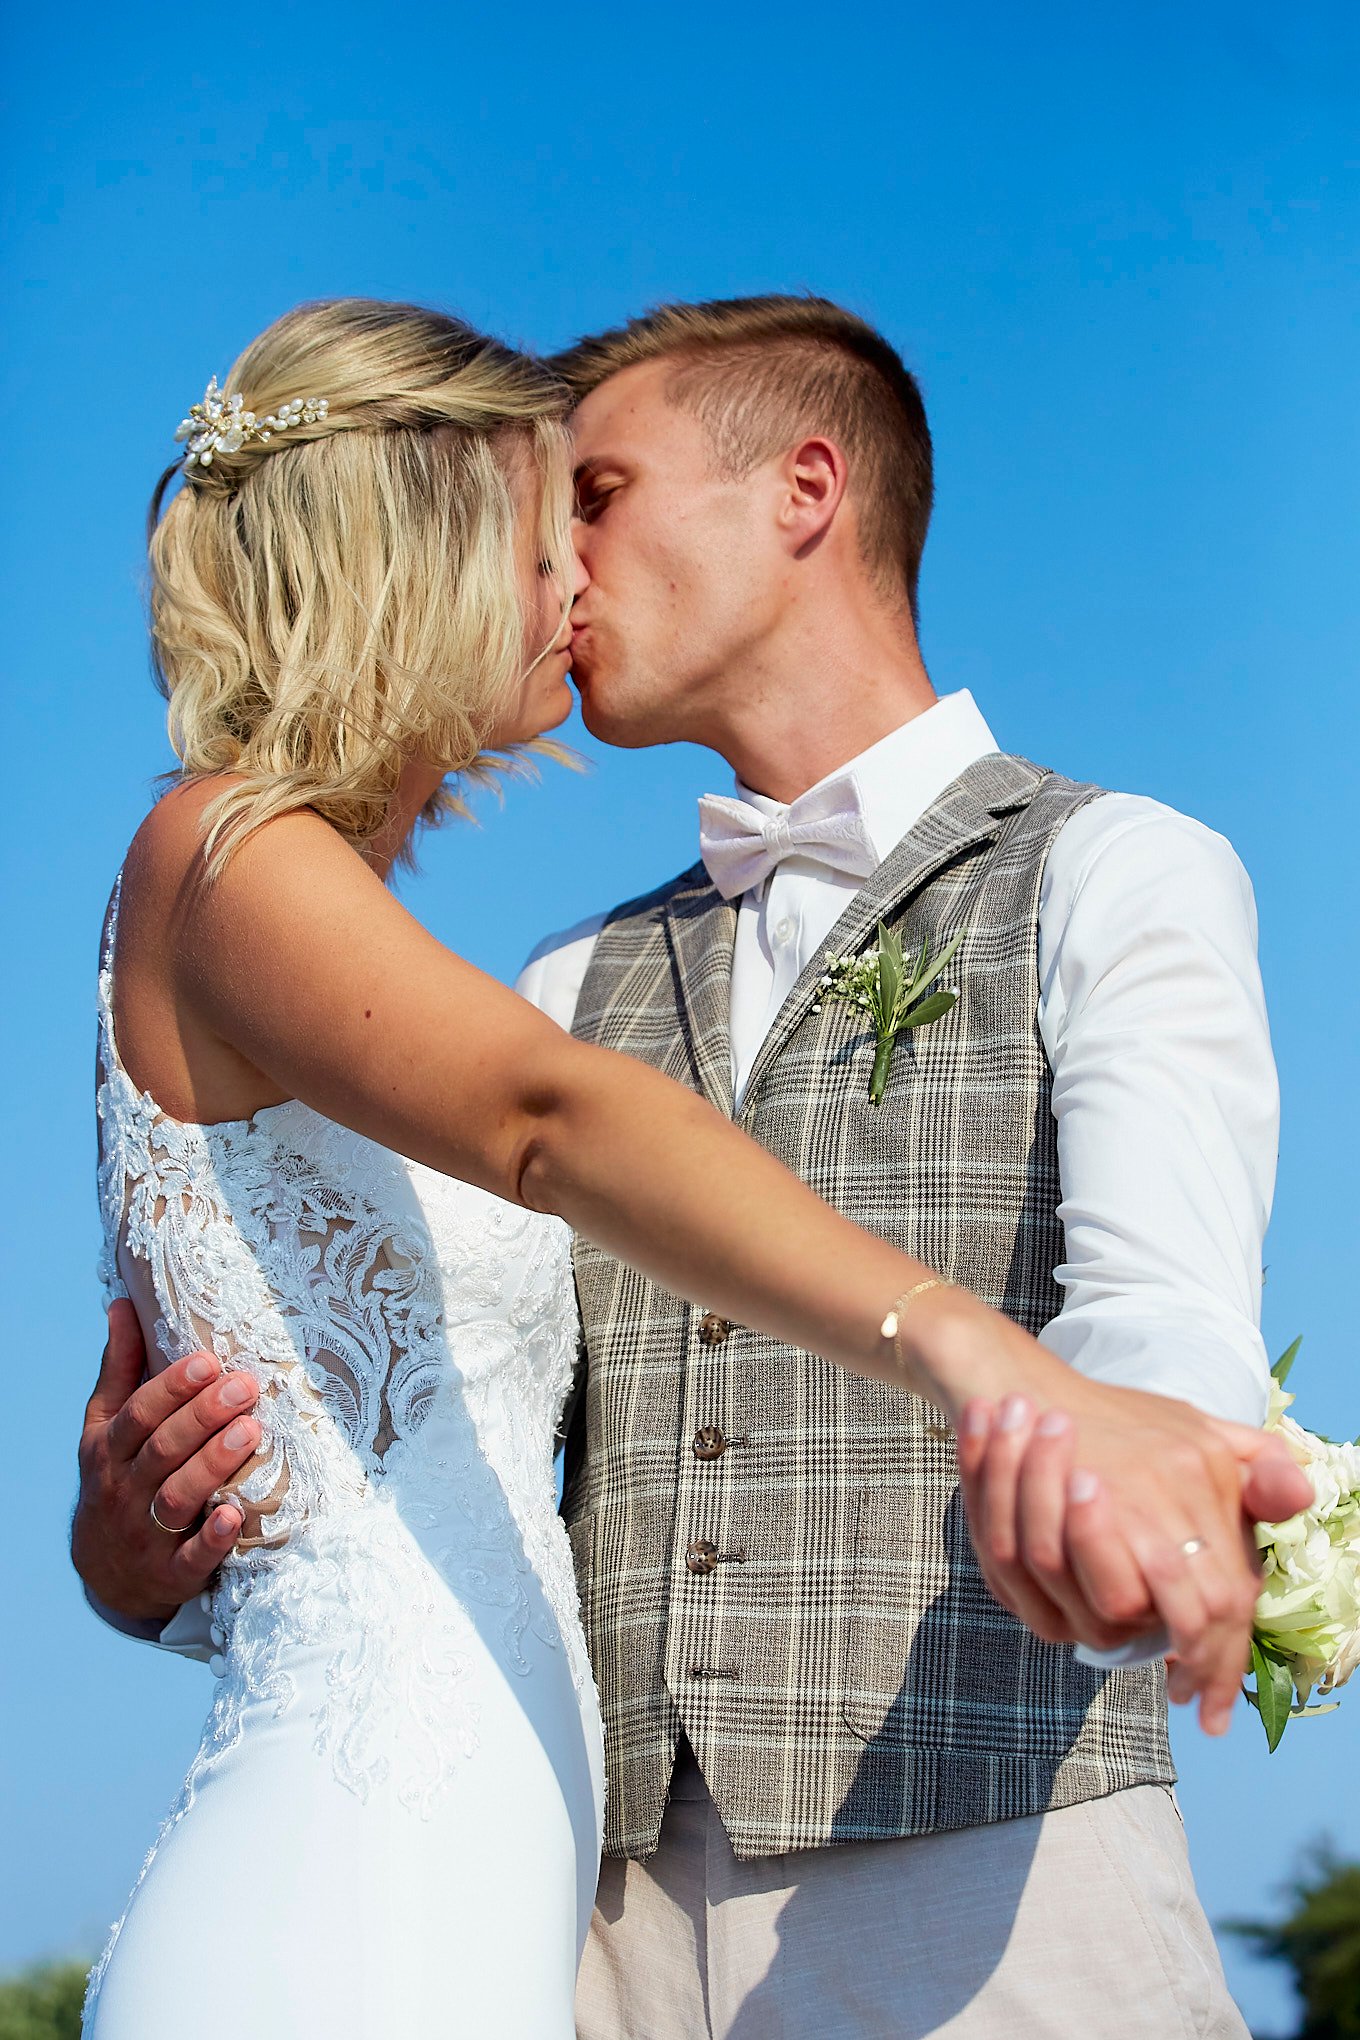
xmin=570 ymin=545 xmax=590 ymax=600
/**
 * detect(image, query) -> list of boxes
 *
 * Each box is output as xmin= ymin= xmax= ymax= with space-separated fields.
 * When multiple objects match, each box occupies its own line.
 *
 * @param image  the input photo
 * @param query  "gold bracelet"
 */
xmin=880 ymin=1279 xmax=955 ymax=1366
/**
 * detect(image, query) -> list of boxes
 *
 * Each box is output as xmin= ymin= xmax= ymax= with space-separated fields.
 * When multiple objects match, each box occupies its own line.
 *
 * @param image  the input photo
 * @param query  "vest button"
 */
xmin=692 ymin=1425 xmax=727 ymax=1461
xmin=685 ymin=1537 xmax=720 ymax=1575
xmin=697 ymin=1312 xmax=732 ymax=1346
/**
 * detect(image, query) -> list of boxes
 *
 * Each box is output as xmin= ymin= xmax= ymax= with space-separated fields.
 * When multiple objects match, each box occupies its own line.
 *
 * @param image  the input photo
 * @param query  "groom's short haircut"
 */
xmin=552 ymin=294 xmax=933 ymax=621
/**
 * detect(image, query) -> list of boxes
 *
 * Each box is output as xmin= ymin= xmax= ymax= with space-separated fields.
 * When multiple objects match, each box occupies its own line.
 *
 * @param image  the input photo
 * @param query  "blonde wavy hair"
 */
xmin=148 ymin=298 xmax=574 ymax=871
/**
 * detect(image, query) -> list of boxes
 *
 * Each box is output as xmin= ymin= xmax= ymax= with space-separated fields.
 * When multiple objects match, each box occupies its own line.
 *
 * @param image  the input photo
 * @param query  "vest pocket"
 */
xmin=843 ymin=1484 xmax=1078 ymax=1757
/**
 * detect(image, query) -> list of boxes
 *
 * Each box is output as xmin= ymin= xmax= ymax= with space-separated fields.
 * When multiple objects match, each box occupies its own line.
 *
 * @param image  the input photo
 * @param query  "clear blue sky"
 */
xmin=3 ymin=3 xmax=1356 ymax=2030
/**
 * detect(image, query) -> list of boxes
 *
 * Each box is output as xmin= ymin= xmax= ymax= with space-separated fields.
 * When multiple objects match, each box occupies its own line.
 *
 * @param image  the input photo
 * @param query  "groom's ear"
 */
xmin=775 ymin=435 xmax=850 ymax=558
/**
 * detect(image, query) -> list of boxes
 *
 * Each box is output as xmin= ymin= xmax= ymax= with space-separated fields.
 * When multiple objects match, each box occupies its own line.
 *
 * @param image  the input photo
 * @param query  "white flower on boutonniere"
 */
xmin=1246 ymin=1337 xmax=1360 ymax=1750
xmin=814 ymin=920 xmax=966 ymax=1105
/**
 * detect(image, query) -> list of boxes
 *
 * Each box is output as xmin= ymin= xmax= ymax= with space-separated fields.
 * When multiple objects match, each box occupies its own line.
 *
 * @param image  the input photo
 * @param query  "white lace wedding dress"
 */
xmin=85 ymin=883 xmax=604 ymax=2038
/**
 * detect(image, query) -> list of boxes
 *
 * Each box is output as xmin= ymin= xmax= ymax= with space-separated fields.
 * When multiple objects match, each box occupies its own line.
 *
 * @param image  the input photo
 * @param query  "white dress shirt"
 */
xmin=517 ymin=690 xmax=1277 ymax=1429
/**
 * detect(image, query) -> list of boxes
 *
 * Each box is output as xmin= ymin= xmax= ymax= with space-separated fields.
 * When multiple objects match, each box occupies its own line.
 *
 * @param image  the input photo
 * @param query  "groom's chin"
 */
xmin=573 ymin=685 xmax=651 ymax=751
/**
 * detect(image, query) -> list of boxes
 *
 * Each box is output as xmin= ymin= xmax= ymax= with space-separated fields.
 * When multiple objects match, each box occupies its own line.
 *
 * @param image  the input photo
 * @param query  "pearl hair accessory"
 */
xmin=174 ymin=375 xmax=330 ymax=469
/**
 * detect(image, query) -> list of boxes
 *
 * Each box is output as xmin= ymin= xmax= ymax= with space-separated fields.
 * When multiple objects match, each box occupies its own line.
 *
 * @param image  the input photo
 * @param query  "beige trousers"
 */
xmin=575 ymin=1745 xmax=1247 ymax=2039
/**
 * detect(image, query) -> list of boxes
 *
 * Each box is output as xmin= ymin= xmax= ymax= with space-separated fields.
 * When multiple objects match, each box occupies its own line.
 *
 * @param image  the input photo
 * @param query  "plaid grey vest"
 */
xmin=565 ymin=753 xmax=1172 ymax=1860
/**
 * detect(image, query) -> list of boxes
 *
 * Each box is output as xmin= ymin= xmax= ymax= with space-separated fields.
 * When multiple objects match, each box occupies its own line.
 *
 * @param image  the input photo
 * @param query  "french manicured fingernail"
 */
xmin=210 ymin=1508 xmax=239 ymax=1538
xmin=1068 ymin=1470 xmax=1100 ymax=1503
xmin=224 ymin=1419 xmax=255 ymax=1451
xmin=1036 ymin=1410 xmax=1070 ymax=1438
xmin=998 ymin=1395 xmax=1031 ymax=1432
xmin=963 ymin=1403 xmax=992 ymax=1437
xmin=185 ymin=1357 xmax=217 ymax=1386
xmin=221 ymin=1376 xmax=255 ymax=1409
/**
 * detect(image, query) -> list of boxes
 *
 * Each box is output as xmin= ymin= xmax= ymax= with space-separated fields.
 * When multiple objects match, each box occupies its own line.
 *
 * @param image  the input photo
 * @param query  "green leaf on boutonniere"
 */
xmin=816 ymin=921 xmax=967 ymax=1105
xmin=904 ymin=924 xmax=966 ymax=1001
xmin=900 ymin=989 xmax=957 ymax=1030
xmin=876 ymin=919 xmax=904 ymax=1020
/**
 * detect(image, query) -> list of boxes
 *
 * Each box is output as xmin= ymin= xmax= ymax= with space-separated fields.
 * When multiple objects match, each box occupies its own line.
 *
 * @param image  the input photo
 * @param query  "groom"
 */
xmin=77 ymin=295 xmax=1291 ymax=2036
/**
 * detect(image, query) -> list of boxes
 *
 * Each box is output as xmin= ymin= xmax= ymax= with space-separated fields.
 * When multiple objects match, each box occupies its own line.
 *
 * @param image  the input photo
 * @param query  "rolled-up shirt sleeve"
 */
xmin=1036 ymin=794 xmax=1277 ymax=1428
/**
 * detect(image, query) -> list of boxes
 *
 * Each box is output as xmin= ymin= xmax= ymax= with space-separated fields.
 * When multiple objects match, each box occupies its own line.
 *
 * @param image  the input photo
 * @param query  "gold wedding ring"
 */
xmin=149 ymin=1495 xmax=197 ymax=1536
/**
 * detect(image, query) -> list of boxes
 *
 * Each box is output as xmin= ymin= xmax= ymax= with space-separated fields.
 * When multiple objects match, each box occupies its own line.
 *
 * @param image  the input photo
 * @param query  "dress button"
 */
xmin=208 ymin=1653 xmax=227 ymax=1678
xmin=697 ymin=1312 xmax=732 ymax=1346
xmin=209 ymin=1622 xmax=225 ymax=1646
xmin=199 ymin=1592 xmax=213 ymax=1614
xmin=692 ymin=1425 xmax=726 ymax=1461
xmin=685 ymin=1538 xmax=720 ymax=1575
xmin=773 ymin=916 xmax=795 ymax=945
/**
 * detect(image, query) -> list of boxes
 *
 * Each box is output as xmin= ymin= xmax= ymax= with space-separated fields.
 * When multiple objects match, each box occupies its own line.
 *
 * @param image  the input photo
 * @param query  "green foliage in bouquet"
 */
xmin=1245 ymin=1341 xmax=1360 ymax=1751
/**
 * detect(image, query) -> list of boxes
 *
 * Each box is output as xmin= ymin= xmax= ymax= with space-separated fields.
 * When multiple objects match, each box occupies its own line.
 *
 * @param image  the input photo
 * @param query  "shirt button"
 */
xmin=208 ymin=1653 xmax=227 ymax=1678
xmin=685 ymin=1538 xmax=720 ymax=1575
xmin=773 ymin=916 xmax=796 ymax=945
xmin=697 ymin=1312 xmax=732 ymax=1346
xmin=692 ymin=1425 xmax=727 ymax=1461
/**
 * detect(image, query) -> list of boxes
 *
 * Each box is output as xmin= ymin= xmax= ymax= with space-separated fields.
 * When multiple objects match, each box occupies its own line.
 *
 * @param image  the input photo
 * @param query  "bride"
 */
xmin=82 ymin=298 xmax=1220 ymax=2037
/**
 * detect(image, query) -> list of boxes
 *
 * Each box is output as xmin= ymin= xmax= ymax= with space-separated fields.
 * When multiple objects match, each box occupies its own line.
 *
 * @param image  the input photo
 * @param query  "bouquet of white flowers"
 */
xmin=1246 ymin=1339 xmax=1360 ymax=1749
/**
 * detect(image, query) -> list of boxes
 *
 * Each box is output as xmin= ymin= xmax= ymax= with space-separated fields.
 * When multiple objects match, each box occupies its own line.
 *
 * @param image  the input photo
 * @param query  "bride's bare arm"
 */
xmin=132 ymin=798 xmax=969 ymax=1402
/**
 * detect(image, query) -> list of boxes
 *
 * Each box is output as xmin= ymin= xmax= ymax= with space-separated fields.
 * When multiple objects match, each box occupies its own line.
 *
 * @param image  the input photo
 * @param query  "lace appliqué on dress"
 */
xmin=93 ymin=880 xmax=592 ymax=1813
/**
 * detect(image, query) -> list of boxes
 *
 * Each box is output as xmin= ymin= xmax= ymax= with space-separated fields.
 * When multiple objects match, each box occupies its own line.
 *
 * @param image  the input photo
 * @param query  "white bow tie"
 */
xmin=698 ymin=775 xmax=879 ymax=902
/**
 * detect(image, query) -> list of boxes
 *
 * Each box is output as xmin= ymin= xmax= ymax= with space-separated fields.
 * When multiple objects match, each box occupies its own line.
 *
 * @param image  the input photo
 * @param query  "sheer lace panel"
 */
xmin=93 ymin=874 xmax=593 ymax=1816
xmin=94 ymin=884 xmax=450 ymax=1546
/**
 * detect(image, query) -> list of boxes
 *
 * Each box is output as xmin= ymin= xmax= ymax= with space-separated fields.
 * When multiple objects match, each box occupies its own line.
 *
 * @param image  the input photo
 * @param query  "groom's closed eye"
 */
xmin=573 ymin=467 xmax=621 ymax=521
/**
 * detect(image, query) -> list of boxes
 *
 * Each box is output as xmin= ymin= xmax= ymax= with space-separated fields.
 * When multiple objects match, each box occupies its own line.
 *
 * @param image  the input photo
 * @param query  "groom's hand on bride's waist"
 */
xmin=953 ymin=1369 xmax=1313 ymax=1737
xmin=72 ymin=1301 xmax=260 ymax=1624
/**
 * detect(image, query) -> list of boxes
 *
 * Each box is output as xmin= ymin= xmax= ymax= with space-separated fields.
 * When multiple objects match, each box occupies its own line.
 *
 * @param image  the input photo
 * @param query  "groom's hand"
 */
xmin=72 ymin=1301 xmax=260 ymax=1624
xmin=953 ymin=1380 xmax=1314 ymax=1736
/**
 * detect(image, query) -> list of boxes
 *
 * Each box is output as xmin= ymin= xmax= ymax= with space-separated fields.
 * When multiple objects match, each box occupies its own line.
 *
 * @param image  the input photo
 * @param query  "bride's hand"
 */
xmin=931 ymin=1327 xmax=1313 ymax=1735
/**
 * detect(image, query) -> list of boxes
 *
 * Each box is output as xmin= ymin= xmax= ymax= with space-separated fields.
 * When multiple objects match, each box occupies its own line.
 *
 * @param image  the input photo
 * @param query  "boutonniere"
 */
xmin=816 ymin=921 xmax=966 ymax=1105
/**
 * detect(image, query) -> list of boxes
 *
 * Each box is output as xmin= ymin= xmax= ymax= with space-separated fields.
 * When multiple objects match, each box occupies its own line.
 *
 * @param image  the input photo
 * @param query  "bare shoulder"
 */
xmin=124 ymin=779 xmax=384 ymax=962
xmin=112 ymin=780 xmax=374 ymax=1121
xmin=117 ymin=778 xmax=223 ymax=965
xmin=124 ymin=775 xmax=340 ymax=901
